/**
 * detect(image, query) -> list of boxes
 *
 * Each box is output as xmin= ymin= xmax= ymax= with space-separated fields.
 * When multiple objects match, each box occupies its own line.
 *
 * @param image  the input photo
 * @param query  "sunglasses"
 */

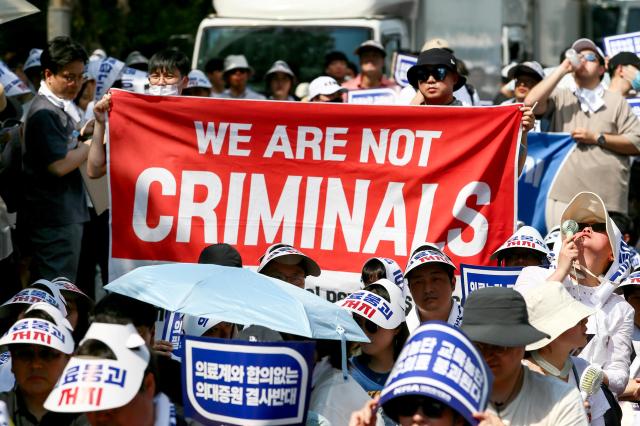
xmin=415 ymin=66 xmax=448 ymax=83
xmin=577 ymin=222 xmax=607 ymax=233
xmin=385 ymin=396 xmax=448 ymax=421
xmin=354 ymin=315 xmax=380 ymax=334
xmin=582 ymin=52 xmax=598 ymax=62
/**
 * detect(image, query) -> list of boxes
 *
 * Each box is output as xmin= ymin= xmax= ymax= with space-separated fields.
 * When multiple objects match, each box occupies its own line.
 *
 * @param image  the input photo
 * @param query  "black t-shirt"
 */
xmin=19 ymin=95 xmax=89 ymax=227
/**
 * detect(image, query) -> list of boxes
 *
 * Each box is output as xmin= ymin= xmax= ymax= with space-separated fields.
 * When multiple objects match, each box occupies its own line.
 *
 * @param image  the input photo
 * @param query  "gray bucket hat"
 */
xmin=461 ymin=287 xmax=549 ymax=347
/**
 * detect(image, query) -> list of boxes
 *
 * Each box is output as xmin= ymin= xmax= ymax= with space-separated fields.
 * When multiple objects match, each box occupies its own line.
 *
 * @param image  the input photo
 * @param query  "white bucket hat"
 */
xmin=558 ymin=192 xmax=631 ymax=283
xmin=0 ymin=302 xmax=74 ymax=354
xmin=337 ymin=279 xmax=406 ymax=329
xmin=519 ymin=281 xmax=595 ymax=351
xmin=45 ymin=322 xmax=150 ymax=413
xmin=187 ymin=69 xmax=212 ymax=89
xmin=257 ymin=243 xmax=321 ymax=277
xmin=265 ymin=60 xmax=295 ymax=79
xmin=223 ymin=54 xmax=252 ymax=74
xmin=490 ymin=225 xmax=550 ymax=261
xmin=308 ymin=76 xmax=346 ymax=100
xmin=515 ymin=281 xmax=596 ymax=351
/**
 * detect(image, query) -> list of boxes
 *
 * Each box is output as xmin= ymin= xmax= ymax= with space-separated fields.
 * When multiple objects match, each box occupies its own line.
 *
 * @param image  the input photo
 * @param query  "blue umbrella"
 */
xmin=105 ymin=263 xmax=368 ymax=342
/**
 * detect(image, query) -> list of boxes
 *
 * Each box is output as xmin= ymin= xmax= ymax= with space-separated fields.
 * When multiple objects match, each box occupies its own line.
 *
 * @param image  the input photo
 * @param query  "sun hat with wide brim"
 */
xmin=461 ymin=287 xmax=549 ymax=347
xmin=519 ymin=281 xmax=595 ymax=351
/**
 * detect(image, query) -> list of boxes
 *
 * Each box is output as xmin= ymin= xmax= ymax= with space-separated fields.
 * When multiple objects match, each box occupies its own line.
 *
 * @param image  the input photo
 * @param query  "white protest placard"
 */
xmin=347 ymin=88 xmax=398 ymax=105
xmin=392 ymin=52 xmax=418 ymax=88
xmin=604 ymin=31 xmax=640 ymax=57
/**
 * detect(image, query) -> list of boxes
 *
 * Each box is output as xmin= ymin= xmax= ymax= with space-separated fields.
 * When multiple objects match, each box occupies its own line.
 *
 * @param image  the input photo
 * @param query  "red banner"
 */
xmin=108 ymin=90 xmax=521 ymax=290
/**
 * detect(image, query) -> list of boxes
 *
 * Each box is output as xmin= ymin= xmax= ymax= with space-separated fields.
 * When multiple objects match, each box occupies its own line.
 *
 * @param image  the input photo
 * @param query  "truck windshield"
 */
xmin=196 ymin=26 xmax=373 ymax=91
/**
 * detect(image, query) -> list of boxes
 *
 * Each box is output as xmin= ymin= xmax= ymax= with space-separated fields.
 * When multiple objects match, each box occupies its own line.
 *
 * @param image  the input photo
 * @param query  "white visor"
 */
xmin=45 ymin=322 xmax=149 ymax=413
xmin=0 ymin=302 xmax=74 ymax=354
xmin=337 ymin=279 xmax=405 ymax=329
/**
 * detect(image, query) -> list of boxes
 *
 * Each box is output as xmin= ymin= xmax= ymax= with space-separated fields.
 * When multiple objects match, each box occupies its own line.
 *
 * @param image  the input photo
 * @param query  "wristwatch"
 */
xmin=596 ymin=133 xmax=606 ymax=148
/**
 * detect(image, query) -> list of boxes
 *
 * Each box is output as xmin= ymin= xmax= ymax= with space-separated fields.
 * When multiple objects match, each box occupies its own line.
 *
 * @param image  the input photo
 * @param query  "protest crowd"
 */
xmin=1 ymin=13 xmax=640 ymax=426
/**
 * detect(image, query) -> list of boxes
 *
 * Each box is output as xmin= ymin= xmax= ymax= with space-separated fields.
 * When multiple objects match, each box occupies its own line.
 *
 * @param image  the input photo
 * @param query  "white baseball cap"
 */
xmin=308 ymin=76 xmax=346 ymax=101
xmin=45 ymin=322 xmax=150 ymax=413
xmin=187 ymin=69 xmax=212 ymax=89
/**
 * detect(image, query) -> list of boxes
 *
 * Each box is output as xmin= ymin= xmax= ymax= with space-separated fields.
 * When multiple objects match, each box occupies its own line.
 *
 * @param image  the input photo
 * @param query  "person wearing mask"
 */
xmin=525 ymin=38 xmax=640 ymax=230
xmin=265 ymin=60 xmax=297 ymax=101
xmin=308 ymin=76 xmax=346 ymax=102
xmin=338 ymin=279 xmax=409 ymax=397
xmin=519 ymin=281 xmax=615 ymax=425
xmin=218 ymin=55 xmax=265 ymax=100
xmin=404 ymin=244 xmax=462 ymax=333
xmin=342 ymin=40 xmax=398 ymax=92
xmin=607 ymin=52 xmax=640 ymax=98
xmin=516 ymin=191 xmax=635 ymax=397
xmin=18 ymin=36 xmax=90 ymax=282
xmin=204 ymin=57 xmax=225 ymax=96
xmin=87 ymin=49 xmax=191 ymax=178
xmin=182 ymin=69 xmax=213 ymax=97
xmin=0 ymin=303 xmax=82 ymax=425
xmin=256 ymin=243 xmax=321 ymax=289
xmin=462 ymin=287 xmax=589 ymax=425
xmin=490 ymin=226 xmax=551 ymax=267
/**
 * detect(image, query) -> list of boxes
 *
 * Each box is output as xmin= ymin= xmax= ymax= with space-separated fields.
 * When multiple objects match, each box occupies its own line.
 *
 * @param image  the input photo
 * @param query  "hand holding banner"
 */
xmin=182 ymin=337 xmax=314 ymax=425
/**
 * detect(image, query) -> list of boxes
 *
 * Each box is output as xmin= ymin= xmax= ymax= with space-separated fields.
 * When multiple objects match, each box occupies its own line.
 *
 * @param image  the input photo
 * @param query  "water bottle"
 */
xmin=565 ymin=48 xmax=582 ymax=68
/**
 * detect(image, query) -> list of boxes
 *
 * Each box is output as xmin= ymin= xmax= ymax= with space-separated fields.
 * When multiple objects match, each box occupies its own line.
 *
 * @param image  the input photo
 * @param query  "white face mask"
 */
xmin=148 ymin=84 xmax=180 ymax=96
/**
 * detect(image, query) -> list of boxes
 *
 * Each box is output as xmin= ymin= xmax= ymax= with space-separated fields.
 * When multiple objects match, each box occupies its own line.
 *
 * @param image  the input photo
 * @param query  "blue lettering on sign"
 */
xmin=182 ymin=337 xmax=314 ymax=425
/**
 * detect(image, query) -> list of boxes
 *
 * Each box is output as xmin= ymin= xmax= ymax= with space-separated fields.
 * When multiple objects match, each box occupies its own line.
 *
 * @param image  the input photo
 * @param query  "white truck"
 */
xmin=192 ymin=0 xmax=640 ymax=100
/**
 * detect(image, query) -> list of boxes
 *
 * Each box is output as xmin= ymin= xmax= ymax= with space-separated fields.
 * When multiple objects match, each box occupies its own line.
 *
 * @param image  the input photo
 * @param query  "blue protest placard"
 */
xmin=392 ymin=53 xmax=417 ymax=87
xmin=628 ymin=98 xmax=640 ymax=118
xmin=182 ymin=337 xmax=315 ymax=425
xmin=604 ymin=31 xmax=640 ymax=56
xmin=347 ymin=88 xmax=398 ymax=105
xmin=460 ymin=264 xmax=522 ymax=305
xmin=517 ymin=132 xmax=575 ymax=235
xmin=156 ymin=311 xmax=184 ymax=362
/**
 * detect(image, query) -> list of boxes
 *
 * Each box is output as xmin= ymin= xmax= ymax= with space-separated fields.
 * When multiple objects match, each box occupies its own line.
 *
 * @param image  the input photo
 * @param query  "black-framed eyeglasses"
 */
xmin=384 ymin=395 xmax=448 ymax=421
xmin=354 ymin=314 xmax=379 ymax=334
xmin=577 ymin=222 xmax=607 ymax=233
xmin=415 ymin=66 xmax=448 ymax=83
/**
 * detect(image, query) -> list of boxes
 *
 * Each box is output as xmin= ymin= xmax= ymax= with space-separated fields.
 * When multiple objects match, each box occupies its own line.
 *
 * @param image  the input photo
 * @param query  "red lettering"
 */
xmin=12 ymin=331 xmax=30 ymax=341
xmin=59 ymin=387 xmax=78 ymax=405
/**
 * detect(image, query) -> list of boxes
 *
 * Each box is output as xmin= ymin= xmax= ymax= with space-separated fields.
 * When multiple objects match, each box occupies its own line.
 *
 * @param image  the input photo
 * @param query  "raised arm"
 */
xmin=87 ymin=93 xmax=111 ymax=178
xmin=525 ymin=59 xmax=573 ymax=115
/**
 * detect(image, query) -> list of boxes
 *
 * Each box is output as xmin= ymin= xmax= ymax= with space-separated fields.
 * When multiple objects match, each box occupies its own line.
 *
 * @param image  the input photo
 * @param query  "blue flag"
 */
xmin=518 ymin=132 xmax=574 ymax=235
xmin=182 ymin=336 xmax=315 ymax=425
xmin=460 ymin=264 xmax=523 ymax=305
